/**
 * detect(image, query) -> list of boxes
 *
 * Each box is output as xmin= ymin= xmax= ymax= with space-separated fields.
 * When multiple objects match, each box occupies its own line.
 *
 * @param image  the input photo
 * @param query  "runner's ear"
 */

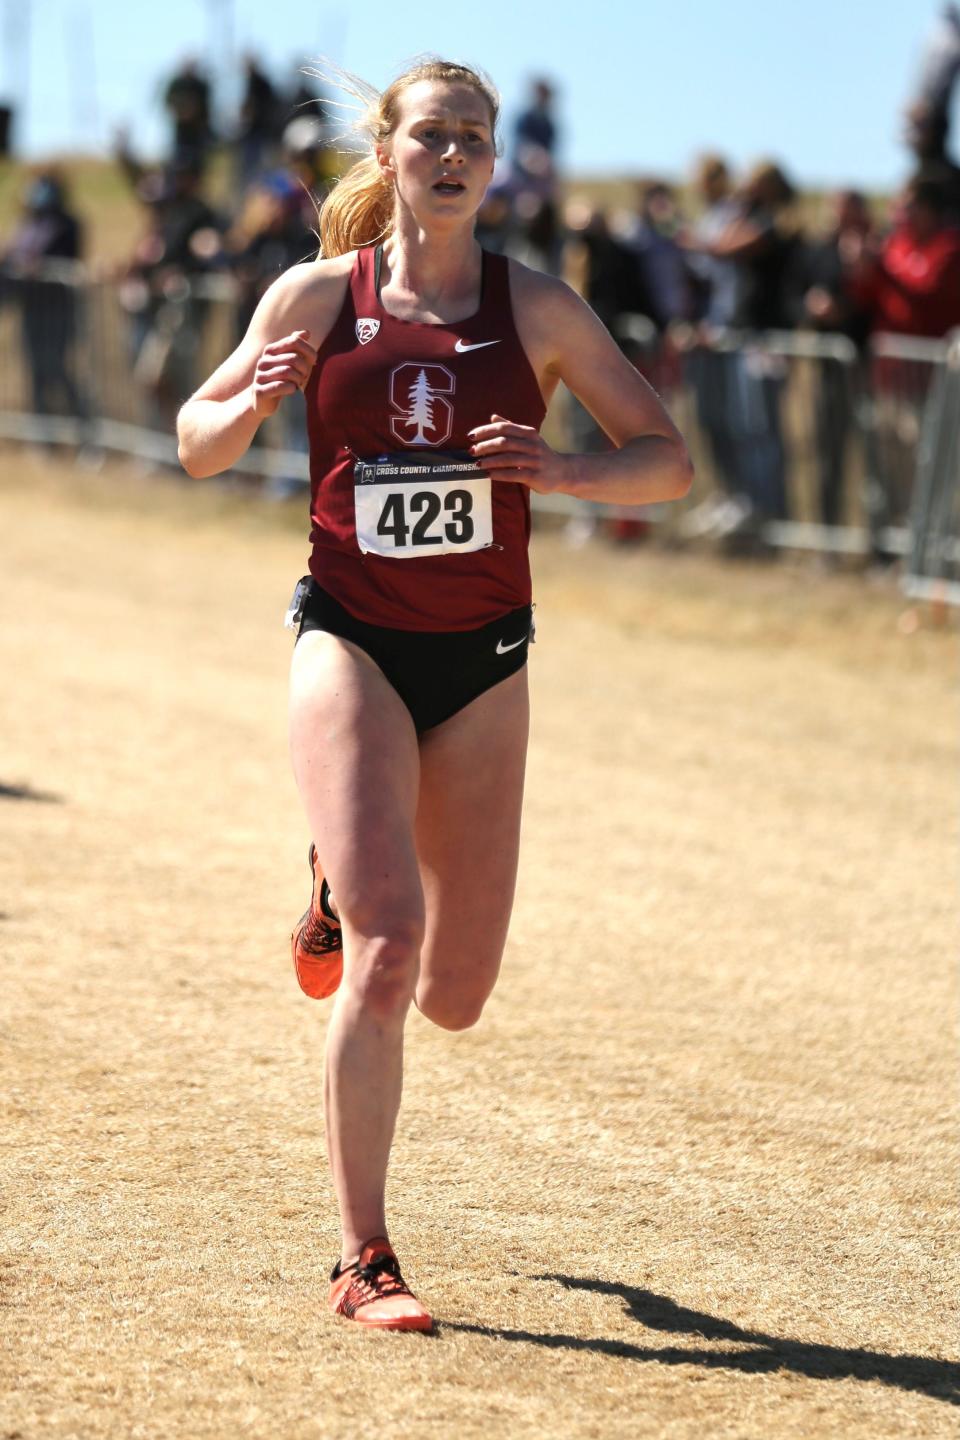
xmin=375 ymin=143 xmax=396 ymax=183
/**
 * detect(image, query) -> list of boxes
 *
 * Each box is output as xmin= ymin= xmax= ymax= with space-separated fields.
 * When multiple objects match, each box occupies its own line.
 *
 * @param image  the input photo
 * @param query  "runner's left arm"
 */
xmin=470 ymin=273 xmax=693 ymax=505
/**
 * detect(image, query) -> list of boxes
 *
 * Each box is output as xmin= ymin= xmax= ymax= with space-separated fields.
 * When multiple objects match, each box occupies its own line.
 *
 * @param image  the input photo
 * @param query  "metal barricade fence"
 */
xmin=515 ymin=320 xmax=954 ymax=572
xmin=671 ymin=327 xmax=864 ymax=552
xmin=902 ymin=332 xmax=960 ymax=604
xmin=1 ymin=267 xmax=957 ymax=591
xmin=626 ymin=325 xmax=955 ymax=574
xmin=0 ymin=263 xmax=310 ymax=480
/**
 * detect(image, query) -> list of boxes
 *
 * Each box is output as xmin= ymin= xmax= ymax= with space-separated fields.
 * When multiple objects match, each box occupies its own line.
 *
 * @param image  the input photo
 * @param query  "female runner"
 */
xmin=177 ymin=58 xmax=691 ymax=1333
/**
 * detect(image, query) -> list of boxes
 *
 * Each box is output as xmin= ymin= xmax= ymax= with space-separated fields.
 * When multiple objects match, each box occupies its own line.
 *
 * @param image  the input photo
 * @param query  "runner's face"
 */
xmin=381 ymin=81 xmax=496 ymax=222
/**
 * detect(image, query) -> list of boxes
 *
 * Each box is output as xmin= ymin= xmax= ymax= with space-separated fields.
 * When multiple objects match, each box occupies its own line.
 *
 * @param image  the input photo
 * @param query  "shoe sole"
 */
xmin=330 ymin=1308 xmax=434 ymax=1332
xmin=292 ymin=844 xmax=343 ymax=1000
xmin=291 ymin=922 xmax=343 ymax=999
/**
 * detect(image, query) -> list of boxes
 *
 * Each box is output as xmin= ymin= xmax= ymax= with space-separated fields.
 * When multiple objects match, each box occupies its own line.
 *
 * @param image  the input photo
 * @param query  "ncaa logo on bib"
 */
xmin=356 ymin=318 xmax=380 ymax=346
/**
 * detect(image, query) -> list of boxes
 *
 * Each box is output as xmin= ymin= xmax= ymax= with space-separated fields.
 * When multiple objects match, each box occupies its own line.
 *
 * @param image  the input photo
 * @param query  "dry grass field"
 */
xmin=1 ymin=452 xmax=957 ymax=1439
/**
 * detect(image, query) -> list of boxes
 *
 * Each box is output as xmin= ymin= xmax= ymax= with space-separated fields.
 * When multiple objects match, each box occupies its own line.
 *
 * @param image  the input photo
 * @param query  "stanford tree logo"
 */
xmin=389 ymin=362 xmax=455 ymax=446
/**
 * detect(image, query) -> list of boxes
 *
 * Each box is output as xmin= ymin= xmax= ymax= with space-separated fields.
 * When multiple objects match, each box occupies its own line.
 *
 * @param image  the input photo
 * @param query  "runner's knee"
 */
xmin=343 ymin=918 xmax=424 ymax=1018
xmin=416 ymin=982 xmax=490 ymax=1033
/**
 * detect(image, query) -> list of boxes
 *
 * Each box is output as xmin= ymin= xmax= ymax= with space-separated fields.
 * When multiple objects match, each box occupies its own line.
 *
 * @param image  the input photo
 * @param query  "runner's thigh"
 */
xmin=415 ymin=668 xmax=529 ymax=1004
xmin=289 ymin=631 xmax=423 ymax=941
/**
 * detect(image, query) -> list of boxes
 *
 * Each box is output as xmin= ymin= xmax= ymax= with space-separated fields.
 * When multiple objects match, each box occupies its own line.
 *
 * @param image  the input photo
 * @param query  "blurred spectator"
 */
xmin=622 ymin=180 xmax=693 ymax=330
xmin=684 ymin=156 xmax=740 ymax=328
xmin=719 ymin=162 xmax=801 ymax=332
xmin=130 ymin=159 xmax=224 ymax=276
xmin=904 ymin=104 xmax=960 ymax=220
xmin=563 ymin=202 xmax=653 ymax=439
xmin=515 ymin=78 xmax=556 ymax=153
xmin=904 ymin=5 xmax=960 ymax=217
xmin=475 ymin=187 xmax=512 ymax=254
xmin=561 ymin=200 xmax=655 ymax=544
xmin=564 ymin=200 xmax=653 ymax=333
xmin=120 ymin=160 xmax=225 ymax=431
xmin=2 ymin=171 xmax=82 ymax=270
xmin=163 ymin=58 xmax=213 ymax=168
xmin=797 ymin=189 xmax=874 ymax=529
xmin=710 ymin=161 xmax=802 ymax=535
xmin=678 ymin=156 xmax=742 ymax=537
xmin=616 ymin=180 xmax=690 ymax=542
xmin=0 ymin=172 xmax=90 ymax=427
xmin=846 ymin=169 xmax=960 ymax=337
xmin=507 ymin=191 xmax=561 ymax=274
xmin=844 ymin=169 xmax=960 ymax=560
xmin=281 ymin=114 xmax=339 ymax=215
xmin=912 ymin=2 xmax=960 ymax=111
xmin=473 ymin=161 xmax=560 ymax=273
xmin=513 ymin=78 xmax=557 ymax=185
xmin=237 ymin=55 xmax=282 ymax=188
xmin=228 ymin=172 xmax=316 ymax=332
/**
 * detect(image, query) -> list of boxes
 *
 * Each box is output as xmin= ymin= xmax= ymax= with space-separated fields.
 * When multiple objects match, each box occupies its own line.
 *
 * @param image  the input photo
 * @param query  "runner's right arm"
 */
xmin=176 ymin=261 xmax=344 ymax=478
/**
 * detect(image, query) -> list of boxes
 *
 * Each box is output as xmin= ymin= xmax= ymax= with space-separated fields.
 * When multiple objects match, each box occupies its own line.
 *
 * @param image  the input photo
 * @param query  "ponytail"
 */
xmin=319 ymin=153 xmax=393 ymax=258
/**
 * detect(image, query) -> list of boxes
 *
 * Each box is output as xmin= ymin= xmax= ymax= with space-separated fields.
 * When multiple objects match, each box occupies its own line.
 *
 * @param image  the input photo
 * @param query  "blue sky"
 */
xmin=0 ymin=0 xmax=950 ymax=190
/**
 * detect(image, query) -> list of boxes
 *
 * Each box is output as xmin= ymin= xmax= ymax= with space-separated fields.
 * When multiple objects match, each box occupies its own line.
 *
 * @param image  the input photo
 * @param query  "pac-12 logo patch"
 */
xmin=356 ymin=317 xmax=380 ymax=345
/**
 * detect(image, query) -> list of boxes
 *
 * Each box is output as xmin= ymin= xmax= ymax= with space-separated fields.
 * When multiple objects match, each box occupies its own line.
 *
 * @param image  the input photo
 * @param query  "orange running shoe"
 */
xmin=329 ymin=1237 xmax=433 ymax=1332
xmin=291 ymin=844 xmax=343 ymax=999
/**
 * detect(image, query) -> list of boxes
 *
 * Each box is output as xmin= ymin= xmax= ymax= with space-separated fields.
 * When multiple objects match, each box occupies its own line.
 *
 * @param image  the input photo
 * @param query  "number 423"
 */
xmin=377 ymin=488 xmax=475 ymax=547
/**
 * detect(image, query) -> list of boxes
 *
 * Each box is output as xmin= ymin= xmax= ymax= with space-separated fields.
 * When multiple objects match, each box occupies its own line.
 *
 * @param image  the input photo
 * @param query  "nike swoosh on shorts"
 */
xmin=454 ymin=339 xmax=502 ymax=353
xmin=496 ymin=635 xmax=527 ymax=654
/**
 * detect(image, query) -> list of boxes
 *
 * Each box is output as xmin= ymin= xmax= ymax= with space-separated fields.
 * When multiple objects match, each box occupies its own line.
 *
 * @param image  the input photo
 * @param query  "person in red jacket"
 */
xmin=844 ymin=169 xmax=960 ymax=559
xmin=847 ymin=170 xmax=960 ymax=338
xmin=177 ymin=57 xmax=691 ymax=1332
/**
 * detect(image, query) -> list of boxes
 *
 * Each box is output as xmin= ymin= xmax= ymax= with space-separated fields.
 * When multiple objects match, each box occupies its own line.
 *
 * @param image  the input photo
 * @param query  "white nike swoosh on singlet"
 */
xmin=454 ymin=339 xmax=502 ymax=353
xmin=496 ymin=635 xmax=527 ymax=654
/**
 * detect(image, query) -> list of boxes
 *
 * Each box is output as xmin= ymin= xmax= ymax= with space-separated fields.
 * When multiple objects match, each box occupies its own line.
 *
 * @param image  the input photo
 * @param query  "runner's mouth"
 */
xmin=433 ymin=179 xmax=466 ymax=193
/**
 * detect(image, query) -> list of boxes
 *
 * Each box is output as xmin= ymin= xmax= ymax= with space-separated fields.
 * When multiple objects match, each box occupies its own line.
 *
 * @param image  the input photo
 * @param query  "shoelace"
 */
xmin=341 ymin=1255 xmax=412 ymax=1316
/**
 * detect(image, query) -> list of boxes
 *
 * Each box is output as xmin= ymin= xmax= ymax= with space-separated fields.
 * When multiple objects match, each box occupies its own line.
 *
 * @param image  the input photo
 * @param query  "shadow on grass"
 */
xmin=441 ymin=1274 xmax=959 ymax=1405
xmin=0 ymin=780 xmax=62 ymax=803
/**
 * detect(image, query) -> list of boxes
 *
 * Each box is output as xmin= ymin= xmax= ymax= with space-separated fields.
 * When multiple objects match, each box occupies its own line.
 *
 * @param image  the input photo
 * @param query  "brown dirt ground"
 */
xmin=1 ymin=453 xmax=957 ymax=1439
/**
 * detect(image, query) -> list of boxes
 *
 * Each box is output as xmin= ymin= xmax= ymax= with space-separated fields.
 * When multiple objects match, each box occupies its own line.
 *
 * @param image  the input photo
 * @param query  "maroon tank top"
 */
xmin=303 ymin=244 xmax=546 ymax=631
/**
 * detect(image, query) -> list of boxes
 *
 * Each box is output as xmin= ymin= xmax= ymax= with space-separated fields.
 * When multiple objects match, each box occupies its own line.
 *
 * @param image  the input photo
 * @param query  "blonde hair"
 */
xmin=314 ymin=57 xmax=500 ymax=258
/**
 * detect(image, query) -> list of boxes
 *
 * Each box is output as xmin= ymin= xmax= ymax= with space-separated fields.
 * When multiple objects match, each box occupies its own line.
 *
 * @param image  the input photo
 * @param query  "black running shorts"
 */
xmin=293 ymin=579 xmax=532 ymax=733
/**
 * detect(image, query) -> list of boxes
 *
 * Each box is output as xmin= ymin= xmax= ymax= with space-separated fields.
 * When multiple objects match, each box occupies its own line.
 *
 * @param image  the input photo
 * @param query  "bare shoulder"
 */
xmin=250 ymin=251 xmax=356 ymax=346
xmin=186 ymin=251 xmax=357 ymax=405
xmin=506 ymin=257 xmax=616 ymax=386
xmin=506 ymin=258 xmax=584 ymax=334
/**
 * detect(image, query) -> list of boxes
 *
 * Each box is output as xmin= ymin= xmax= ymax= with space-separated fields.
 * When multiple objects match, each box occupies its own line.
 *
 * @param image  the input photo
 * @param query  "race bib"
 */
xmin=354 ymin=452 xmax=493 ymax=560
